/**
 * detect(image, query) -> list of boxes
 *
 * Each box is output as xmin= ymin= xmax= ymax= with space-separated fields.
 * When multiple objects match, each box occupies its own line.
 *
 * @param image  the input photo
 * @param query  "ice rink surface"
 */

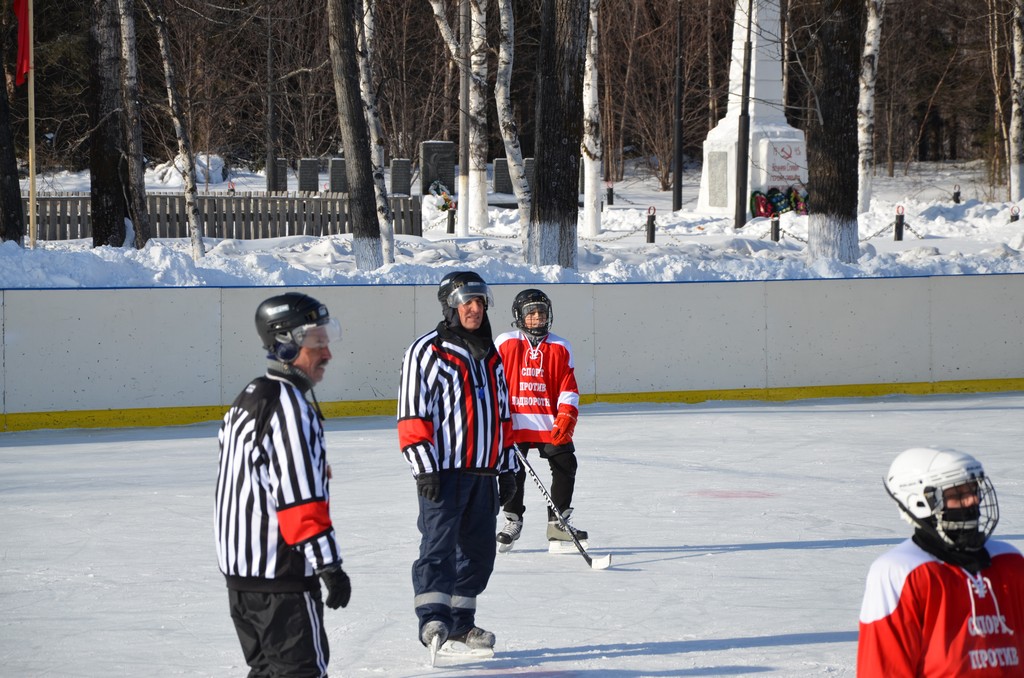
xmin=2 ymin=392 xmax=1022 ymax=677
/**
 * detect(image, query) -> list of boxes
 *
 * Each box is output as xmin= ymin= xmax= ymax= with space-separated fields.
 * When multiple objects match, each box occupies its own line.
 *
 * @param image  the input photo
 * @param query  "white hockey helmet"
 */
xmin=884 ymin=447 xmax=998 ymax=551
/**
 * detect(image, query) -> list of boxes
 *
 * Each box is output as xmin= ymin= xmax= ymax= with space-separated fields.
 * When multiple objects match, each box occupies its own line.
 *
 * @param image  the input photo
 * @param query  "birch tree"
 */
xmin=527 ymin=0 xmax=588 ymax=268
xmin=116 ymin=0 xmax=151 ymax=248
xmin=856 ymin=0 xmax=884 ymax=215
xmin=805 ymin=0 xmax=864 ymax=263
xmin=141 ymin=0 xmax=204 ymax=261
xmin=428 ymin=0 xmax=488 ymax=234
xmin=356 ymin=0 xmax=395 ymax=264
xmin=495 ymin=0 xmax=531 ymax=234
xmin=581 ymin=0 xmax=602 ymax=237
xmin=1010 ymin=0 xmax=1024 ymax=201
xmin=468 ymin=0 xmax=489 ymax=231
xmin=327 ymin=0 xmax=383 ymax=270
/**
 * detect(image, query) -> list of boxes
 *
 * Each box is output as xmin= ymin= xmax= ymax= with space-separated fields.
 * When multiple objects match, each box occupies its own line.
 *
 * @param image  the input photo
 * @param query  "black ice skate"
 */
xmin=547 ymin=507 xmax=588 ymax=554
xmin=496 ymin=511 xmax=523 ymax=553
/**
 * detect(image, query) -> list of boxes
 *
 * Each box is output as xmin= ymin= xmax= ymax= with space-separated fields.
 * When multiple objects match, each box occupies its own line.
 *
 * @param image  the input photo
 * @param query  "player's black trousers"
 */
xmin=501 ymin=442 xmax=577 ymax=520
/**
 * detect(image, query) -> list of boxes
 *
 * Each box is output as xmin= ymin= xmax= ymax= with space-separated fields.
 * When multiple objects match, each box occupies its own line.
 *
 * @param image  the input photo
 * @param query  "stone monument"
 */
xmin=696 ymin=0 xmax=807 ymax=219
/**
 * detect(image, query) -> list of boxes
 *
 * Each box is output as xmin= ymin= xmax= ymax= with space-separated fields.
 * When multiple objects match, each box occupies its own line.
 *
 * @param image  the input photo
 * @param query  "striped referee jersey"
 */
xmin=216 ymin=370 xmax=341 ymax=591
xmin=398 ymin=325 xmax=519 ymax=476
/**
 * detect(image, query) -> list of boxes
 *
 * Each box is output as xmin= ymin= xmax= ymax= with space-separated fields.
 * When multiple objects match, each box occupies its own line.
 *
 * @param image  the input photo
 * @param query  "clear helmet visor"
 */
xmin=288 ymin=318 xmax=342 ymax=349
xmin=520 ymin=301 xmax=550 ymax=321
xmin=446 ymin=281 xmax=494 ymax=310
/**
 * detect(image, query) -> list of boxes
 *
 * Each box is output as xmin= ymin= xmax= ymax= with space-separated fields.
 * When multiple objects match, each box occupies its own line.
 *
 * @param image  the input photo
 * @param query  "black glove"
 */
xmin=498 ymin=472 xmax=517 ymax=505
xmin=317 ymin=562 xmax=351 ymax=610
xmin=416 ymin=472 xmax=440 ymax=502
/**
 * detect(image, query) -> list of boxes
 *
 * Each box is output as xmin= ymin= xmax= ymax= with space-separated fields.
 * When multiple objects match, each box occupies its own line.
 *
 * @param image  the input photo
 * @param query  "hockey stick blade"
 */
xmin=513 ymin=446 xmax=611 ymax=571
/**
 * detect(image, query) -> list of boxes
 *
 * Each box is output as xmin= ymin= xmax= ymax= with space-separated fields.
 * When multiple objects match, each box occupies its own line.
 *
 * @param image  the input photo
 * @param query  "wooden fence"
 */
xmin=21 ymin=192 xmax=422 ymax=241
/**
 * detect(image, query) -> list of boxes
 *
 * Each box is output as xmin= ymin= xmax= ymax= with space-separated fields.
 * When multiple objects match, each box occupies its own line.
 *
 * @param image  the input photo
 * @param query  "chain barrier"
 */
xmin=426 ymin=202 xmax=930 ymax=247
xmin=579 ymin=221 xmax=647 ymax=242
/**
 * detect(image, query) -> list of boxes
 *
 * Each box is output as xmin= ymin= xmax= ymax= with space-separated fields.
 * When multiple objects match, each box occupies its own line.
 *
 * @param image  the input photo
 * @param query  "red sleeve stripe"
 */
xmin=398 ymin=417 xmax=435 ymax=449
xmin=277 ymin=500 xmax=332 ymax=545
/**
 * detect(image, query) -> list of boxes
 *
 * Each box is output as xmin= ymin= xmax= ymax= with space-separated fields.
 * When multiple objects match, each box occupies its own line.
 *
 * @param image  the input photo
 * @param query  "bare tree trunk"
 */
xmin=116 ymin=0 xmax=151 ymax=248
xmin=806 ymin=0 xmax=864 ymax=263
xmin=494 ymin=0 xmax=531 ymax=235
xmin=468 ymin=0 xmax=489 ymax=231
xmin=141 ymin=0 xmax=204 ymax=261
xmin=428 ymin=0 xmax=487 ymax=234
xmin=581 ymin=0 xmax=601 ymax=237
xmin=0 ymin=7 xmax=24 ymax=243
xmin=527 ymin=0 xmax=588 ymax=269
xmin=356 ymin=0 xmax=395 ymax=264
xmin=857 ymin=0 xmax=884 ymax=215
xmin=90 ymin=0 xmax=127 ymax=248
xmin=327 ymin=0 xmax=383 ymax=270
xmin=1010 ymin=0 xmax=1024 ymax=201
xmin=706 ymin=0 xmax=718 ymax=128
xmin=987 ymin=0 xmax=1009 ymax=193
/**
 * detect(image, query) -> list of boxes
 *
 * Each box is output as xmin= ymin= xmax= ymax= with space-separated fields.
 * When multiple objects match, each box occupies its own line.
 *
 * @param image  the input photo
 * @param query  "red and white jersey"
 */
xmin=495 ymin=330 xmax=579 ymax=445
xmin=857 ymin=538 xmax=1024 ymax=677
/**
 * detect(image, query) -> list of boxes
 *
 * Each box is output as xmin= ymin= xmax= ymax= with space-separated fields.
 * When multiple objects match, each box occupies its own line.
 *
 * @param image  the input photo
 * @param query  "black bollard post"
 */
xmin=770 ymin=214 xmax=780 ymax=242
xmin=447 ymin=210 xmax=455 ymax=234
xmin=952 ymin=184 xmax=961 ymax=204
xmin=646 ymin=207 xmax=656 ymax=243
xmin=894 ymin=206 xmax=904 ymax=241
xmin=607 ymin=182 xmax=614 ymax=206
xmin=1011 ymin=207 xmax=1020 ymax=223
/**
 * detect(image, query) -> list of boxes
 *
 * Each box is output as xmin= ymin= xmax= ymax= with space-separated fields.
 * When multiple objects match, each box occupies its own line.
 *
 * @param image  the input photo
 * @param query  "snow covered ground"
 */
xmin=4 ymin=159 xmax=1024 ymax=288
xmin=2 ymin=393 xmax=1023 ymax=677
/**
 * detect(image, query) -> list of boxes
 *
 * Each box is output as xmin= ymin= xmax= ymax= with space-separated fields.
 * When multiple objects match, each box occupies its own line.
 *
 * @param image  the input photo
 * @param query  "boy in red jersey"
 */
xmin=857 ymin=447 xmax=1024 ymax=676
xmin=494 ymin=289 xmax=588 ymax=553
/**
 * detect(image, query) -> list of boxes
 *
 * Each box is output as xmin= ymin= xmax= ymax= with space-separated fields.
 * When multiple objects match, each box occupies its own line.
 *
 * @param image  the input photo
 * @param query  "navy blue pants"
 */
xmin=412 ymin=470 xmax=498 ymax=640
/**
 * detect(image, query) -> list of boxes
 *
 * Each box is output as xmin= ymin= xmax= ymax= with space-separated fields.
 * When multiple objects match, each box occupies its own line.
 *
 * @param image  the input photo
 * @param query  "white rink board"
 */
xmin=591 ymin=282 xmax=767 ymax=393
xmin=930 ymin=274 xmax=1024 ymax=382
xmin=3 ymin=288 xmax=222 ymax=412
xmin=764 ymin=277 xmax=932 ymax=388
xmin=1 ymin=274 xmax=1023 ymax=420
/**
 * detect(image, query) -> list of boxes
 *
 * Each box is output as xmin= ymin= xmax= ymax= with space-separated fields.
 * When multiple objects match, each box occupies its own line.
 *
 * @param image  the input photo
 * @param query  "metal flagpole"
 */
xmin=27 ymin=0 xmax=36 ymax=248
xmin=733 ymin=0 xmax=754 ymax=230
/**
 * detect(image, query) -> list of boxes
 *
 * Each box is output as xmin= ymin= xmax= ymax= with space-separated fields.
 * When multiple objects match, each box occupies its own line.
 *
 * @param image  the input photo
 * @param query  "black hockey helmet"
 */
xmin=512 ymin=288 xmax=553 ymax=338
xmin=255 ymin=293 xmax=340 ymax=362
xmin=437 ymin=271 xmax=494 ymax=312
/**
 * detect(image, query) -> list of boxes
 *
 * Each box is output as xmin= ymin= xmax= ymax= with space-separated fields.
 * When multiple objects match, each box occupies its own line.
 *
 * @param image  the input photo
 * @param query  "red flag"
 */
xmin=13 ymin=0 xmax=29 ymax=86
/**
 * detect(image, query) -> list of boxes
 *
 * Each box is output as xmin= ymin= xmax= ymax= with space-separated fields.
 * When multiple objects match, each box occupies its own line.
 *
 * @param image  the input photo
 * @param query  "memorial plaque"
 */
xmin=329 ymin=158 xmax=348 ymax=193
xmin=493 ymin=158 xmax=512 ymax=194
xmin=274 ymin=158 xmax=288 ymax=192
xmin=298 ymin=158 xmax=319 ymax=192
xmin=707 ymin=151 xmax=729 ymax=208
xmin=420 ymin=141 xmax=455 ymax=194
xmin=390 ymin=158 xmax=411 ymax=195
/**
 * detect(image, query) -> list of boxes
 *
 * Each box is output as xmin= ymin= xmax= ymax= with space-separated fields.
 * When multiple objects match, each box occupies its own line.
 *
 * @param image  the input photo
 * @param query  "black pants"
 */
xmin=502 ymin=442 xmax=577 ymax=520
xmin=228 ymin=588 xmax=329 ymax=678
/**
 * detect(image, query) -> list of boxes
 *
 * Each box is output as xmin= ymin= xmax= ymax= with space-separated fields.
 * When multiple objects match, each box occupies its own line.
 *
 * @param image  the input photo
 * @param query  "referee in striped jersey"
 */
xmin=216 ymin=293 xmax=351 ymax=677
xmin=398 ymin=271 xmax=520 ymax=653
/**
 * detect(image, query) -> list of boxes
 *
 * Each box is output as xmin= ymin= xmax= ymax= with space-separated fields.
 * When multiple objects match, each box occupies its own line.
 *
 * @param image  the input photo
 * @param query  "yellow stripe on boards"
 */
xmin=4 ymin=380 xmax=1024 ymax=432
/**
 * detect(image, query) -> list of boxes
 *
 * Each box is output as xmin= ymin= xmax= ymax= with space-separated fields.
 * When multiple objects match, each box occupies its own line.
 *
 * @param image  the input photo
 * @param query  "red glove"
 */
xmin=550 ymin=411 xmax=576 ymax=446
